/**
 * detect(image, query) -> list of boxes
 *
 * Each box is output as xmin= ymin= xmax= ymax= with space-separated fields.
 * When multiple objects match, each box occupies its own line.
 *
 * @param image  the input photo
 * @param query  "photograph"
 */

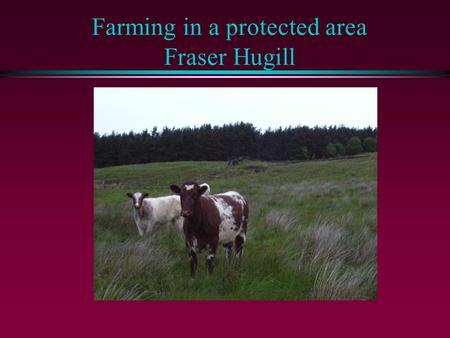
xmin=94 ymin=87 xmax=378 ymax=300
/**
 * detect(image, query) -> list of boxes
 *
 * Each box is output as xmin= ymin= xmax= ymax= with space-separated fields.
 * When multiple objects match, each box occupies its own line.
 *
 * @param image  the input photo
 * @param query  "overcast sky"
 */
xmin=94 ymin=87 xmax=377 ymax=135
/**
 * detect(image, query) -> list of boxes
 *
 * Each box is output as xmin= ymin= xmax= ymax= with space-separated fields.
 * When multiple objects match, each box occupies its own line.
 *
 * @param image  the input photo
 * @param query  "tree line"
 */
xmin=94 ymin=123 xmax=377 ymax=168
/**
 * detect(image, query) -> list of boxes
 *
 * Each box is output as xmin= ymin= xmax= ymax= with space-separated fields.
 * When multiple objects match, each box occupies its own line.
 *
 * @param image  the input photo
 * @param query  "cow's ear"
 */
xmin=198 ymin=185 xmax=208 ymax=196
xmin=142 ymin=193 xmax=149 ymax=198
xmin=126 ymin=192 xmax=133 ymax=198
xmin=170 ymin=185 xmax=181 ymax=194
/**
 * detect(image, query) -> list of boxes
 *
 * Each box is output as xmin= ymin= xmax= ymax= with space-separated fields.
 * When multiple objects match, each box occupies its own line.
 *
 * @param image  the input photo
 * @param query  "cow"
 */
xmin=170 ymin=182 xmax=249 ymax=275
xmin=126 ymin=183 xmax=210 ymax=237
xmin=126 ymin=192 xmax=183 ymax=236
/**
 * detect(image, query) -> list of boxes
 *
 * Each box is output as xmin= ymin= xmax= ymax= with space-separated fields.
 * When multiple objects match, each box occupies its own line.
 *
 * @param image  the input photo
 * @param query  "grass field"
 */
xmin=94 ymin=154 xmax=377 ymax=300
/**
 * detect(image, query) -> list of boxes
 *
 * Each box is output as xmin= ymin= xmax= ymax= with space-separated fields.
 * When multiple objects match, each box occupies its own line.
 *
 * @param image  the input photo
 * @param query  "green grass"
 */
xmin=94 ymin=154 xmax=377 ymax=300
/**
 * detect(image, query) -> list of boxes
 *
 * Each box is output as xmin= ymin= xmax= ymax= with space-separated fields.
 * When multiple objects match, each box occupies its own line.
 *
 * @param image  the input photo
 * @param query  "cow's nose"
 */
xmin=181 ymin=210 xmax=192 ymax=217
xmin=134 ymin=203 xmax=140 ymax=208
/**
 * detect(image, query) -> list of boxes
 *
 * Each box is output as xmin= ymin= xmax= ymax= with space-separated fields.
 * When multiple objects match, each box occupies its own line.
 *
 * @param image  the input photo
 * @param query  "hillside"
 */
xmin=94 ymin=154 xmax=377 ymax=300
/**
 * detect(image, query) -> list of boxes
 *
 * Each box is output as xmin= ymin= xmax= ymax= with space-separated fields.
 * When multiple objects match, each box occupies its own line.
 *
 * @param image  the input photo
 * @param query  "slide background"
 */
xmin=1 ymin=1 xmax=449 ymax=336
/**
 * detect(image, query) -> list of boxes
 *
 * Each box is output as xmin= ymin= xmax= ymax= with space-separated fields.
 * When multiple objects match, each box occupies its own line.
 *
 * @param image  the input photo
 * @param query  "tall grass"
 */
xmin=95 ymin=271 xmax=148 ymax=301
xmin=296 ymin=218 xmax=377 ymax=300
xmin=94 ymin=238 xmax=175 ymax=300
xmin=265 ymin=210 xmax=298 ymax=232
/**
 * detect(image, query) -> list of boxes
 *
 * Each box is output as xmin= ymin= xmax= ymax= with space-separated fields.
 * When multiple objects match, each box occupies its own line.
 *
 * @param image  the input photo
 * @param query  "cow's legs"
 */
xmin=189 ymin=249 xmax=198 ymax=276
xmin=235 ymin=235 xmax=245 ymax=259
xmin=206 ymin=243 xmax=218 ymax=274
xmin=223 ymin=242 xmax=233 ymax=261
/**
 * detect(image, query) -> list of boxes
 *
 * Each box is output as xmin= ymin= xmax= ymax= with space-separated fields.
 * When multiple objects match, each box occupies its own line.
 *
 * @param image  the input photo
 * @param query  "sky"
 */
xmin=94 ymin=87 xmax=377 ymax=135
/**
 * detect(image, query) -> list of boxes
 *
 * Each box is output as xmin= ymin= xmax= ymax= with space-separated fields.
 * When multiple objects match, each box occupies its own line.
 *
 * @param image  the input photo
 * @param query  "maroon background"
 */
xmin=1 ymin=0 xmax=449 ymax=336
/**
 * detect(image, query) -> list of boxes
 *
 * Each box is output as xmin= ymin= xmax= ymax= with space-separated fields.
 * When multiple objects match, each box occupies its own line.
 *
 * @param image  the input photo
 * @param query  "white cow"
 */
xmin=126 ymin=183 xmax=210 ymax=236
xmin=127 ymin=192 xmax=182 ymax=236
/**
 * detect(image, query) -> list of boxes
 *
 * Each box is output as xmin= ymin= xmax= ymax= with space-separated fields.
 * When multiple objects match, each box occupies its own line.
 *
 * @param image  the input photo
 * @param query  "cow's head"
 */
xmin=170 ymin=182 xmax=208 ymax=218
xmin=126 ymin=192 xmax=149 ymax=210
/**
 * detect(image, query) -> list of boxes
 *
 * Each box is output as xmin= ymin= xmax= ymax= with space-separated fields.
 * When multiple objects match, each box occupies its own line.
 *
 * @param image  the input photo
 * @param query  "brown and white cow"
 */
xmin=170 ymin=182 xmax=249 ymax=275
